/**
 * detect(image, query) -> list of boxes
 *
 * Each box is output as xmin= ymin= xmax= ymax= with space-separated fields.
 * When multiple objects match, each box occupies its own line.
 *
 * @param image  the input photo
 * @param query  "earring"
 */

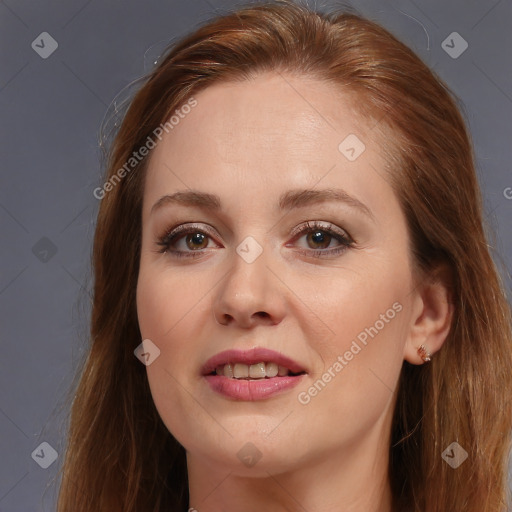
xmin=417 ymin=344 xmax=432 ymax=362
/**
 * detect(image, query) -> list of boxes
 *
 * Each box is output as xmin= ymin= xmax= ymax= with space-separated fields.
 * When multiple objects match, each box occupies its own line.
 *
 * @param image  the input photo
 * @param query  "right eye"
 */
xmin=156 ymin=223 xmax=221 ymax=258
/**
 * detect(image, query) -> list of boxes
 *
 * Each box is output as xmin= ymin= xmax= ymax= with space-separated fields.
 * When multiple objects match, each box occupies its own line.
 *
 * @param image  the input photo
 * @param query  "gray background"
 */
xmin=1 ymin=0 xmax=511 ymax=510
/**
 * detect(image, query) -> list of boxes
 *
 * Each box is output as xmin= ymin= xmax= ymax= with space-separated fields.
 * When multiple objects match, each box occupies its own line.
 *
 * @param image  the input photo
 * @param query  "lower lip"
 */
xmin=203 ymin=374 xmax=305 ymax=401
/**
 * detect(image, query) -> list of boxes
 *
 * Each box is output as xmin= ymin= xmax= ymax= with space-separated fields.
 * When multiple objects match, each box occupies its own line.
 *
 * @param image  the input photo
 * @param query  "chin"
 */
xmin=181 ymin=426 xmax=307 ymax=474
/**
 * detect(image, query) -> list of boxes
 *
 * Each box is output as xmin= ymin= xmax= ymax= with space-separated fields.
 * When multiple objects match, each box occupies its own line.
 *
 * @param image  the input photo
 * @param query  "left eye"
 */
xmin=156 ymin=221 xmax=354 ymax=258
xmin=287 ymin=221 xmax=354 ymax=257
xmin=295 ymin=227 xmax=347 ymax=250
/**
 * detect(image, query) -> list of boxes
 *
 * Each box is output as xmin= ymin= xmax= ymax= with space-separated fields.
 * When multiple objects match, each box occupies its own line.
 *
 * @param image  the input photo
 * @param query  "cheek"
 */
xmin=321 ymin=281 xmax=407 ymax=361
xmin=292 ymin=256 xmax=410 ymax=425
xmin=299 ymin=252 xmax=410 ymax=355
xmin=136 ymin=266 xmax=213 ymax=444
xmin=292 ymin=320 xmax=406 ymax=452
xmin=136 ymin=265 xmax=217 ymax=395
xmin=136 ymin=262 xmax=209 ymax=341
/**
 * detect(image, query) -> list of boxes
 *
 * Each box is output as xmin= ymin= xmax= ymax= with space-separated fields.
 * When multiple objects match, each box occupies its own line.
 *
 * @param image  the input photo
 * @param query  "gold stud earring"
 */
xmin=417 ymin=344 xmax=432 ymax=362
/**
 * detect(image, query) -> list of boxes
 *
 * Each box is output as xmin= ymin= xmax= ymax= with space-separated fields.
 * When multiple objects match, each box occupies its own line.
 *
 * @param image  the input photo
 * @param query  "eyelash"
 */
xmin=155 ymin=221 xmax=355 ymax=259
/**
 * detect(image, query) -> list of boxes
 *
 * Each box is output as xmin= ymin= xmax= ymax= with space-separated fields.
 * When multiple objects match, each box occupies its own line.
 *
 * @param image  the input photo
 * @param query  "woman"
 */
xmin=57 ymin=1 xmax=512 ymax=511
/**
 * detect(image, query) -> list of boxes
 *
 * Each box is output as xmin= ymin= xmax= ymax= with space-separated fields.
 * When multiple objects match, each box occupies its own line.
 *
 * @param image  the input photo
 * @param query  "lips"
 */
xmin=201 ymin=347 xmax=307 ymax=376
xmin=201 ymin=347 xmax=308 ymax=401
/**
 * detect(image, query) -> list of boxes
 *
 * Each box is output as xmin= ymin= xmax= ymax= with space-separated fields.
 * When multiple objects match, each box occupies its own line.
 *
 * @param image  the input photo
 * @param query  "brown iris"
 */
xmin=185 ymin=233 xmax=208 ymax=250
xmin=307 ymin=230 xmax=332 ymax=249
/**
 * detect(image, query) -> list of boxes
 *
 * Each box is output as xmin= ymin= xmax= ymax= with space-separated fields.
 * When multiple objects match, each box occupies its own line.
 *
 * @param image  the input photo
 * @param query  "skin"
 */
xmin=136 ymin=72 xmax=453 ymax=512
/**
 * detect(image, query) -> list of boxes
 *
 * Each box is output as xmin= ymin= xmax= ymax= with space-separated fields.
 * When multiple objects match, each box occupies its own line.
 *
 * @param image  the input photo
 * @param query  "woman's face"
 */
xmin=136 ymin=72 xmax=419 ymax=475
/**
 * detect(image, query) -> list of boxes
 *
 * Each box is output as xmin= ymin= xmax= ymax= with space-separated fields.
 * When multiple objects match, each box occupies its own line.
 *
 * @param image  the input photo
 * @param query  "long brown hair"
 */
xmin=56 ymin=1 xmax=512 ymax=510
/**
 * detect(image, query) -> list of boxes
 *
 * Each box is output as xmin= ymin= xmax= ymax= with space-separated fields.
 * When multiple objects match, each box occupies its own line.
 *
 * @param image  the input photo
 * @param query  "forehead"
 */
xmin=142 ymin=72 xmax=394 ymax=216
xmin=163 ymin=71 xmax=367 ymax=151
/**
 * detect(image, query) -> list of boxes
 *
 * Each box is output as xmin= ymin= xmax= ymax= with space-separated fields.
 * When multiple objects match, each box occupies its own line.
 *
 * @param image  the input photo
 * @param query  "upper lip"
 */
xmin=201 ymin=347 xmax=307 ymax=375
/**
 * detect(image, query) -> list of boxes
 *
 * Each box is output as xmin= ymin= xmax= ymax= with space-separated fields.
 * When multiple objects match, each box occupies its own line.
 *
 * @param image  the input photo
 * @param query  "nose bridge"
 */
xmin=212 ymin=233 xmax=286 ymax=327
xmin=221 ymin=234 xmax=271 ymax=304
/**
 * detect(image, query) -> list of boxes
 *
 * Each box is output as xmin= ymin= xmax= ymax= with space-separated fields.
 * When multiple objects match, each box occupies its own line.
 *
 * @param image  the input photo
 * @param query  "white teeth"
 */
xmin=214 ymin=362 xmax=296 ymax=379
xmin=233 ymin=363 xmax=249 ymax=378
xmin=223 ymin=363 xmax=234 ymax=378
xmin=266 ymin=362 xmax=279 ymax=377
xmin=249 ymin=362 xmax=266 ymax=379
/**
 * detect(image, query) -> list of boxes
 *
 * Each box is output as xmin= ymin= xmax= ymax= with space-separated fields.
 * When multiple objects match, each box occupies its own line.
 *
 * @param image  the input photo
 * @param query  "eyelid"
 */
xmin=288 ymin=220 xmax=354 ymax=243
xmin=162 ymin=222 xmax=220 ymax=242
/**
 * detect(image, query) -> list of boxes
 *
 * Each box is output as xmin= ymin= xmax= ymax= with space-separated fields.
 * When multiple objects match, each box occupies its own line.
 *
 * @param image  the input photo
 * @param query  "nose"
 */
xmin=211 ymin=243 xmax=287 ymax=328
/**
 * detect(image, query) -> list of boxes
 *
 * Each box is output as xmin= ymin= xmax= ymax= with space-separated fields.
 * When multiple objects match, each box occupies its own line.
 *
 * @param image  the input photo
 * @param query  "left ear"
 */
xmin=403 ymin=262 xmax=454 ymax=365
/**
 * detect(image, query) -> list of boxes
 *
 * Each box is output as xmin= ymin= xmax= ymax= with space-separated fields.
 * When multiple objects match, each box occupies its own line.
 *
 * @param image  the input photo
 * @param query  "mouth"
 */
xmin=207 ymin=362 xmax=306 ymax=379
xmin=201 ymin=347 xmax=308 ymax=401
xmin=201 ymin=347 xmax=308 ymax=379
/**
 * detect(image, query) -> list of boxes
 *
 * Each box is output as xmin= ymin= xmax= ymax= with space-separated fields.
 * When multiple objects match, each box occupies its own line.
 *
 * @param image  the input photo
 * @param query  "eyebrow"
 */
xmin=150 ymin=188 xmax=374 ymax=221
